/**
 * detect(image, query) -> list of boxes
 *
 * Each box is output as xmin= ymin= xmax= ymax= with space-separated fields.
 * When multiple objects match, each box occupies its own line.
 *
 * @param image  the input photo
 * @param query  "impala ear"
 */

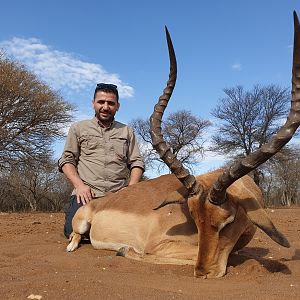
xmin=153 ymin=186 xmax=189 ymax=210
xmin=239 ymin=199 xmax=290 ymax=248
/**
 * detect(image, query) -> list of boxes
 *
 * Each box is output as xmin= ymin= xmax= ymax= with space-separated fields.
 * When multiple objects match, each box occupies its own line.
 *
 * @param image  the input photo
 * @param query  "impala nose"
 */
xmin=194 ymin=266 xmax=226 ymax=278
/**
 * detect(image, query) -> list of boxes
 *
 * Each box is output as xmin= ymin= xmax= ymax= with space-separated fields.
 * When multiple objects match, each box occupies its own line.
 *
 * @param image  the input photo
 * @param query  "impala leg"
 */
xmin=66 ymin=204 xmax=92 ymax=252
xmin=67 ymin=232 xmax=82 ymax=252
xmin=117 ymin=246 xmax=143 ymax=259
xmin=117 ymin=242 xmax=197 ymax=265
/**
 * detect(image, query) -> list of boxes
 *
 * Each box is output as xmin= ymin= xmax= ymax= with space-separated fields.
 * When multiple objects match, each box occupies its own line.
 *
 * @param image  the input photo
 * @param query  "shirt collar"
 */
xmin=92 ymin=116 xmax=115 ymax=129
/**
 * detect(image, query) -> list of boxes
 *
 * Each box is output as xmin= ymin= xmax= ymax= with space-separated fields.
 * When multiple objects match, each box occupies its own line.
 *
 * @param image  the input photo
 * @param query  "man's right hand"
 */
xmin=61 ymin=163 xmax=95 ymax=205
xmin=75 ymin=183 xmax=95 ymax=205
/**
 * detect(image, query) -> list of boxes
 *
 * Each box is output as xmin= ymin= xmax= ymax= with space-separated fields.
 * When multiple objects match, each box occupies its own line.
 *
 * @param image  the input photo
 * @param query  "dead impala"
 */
xmin=67 ymin=12 xmax=300 ymax=278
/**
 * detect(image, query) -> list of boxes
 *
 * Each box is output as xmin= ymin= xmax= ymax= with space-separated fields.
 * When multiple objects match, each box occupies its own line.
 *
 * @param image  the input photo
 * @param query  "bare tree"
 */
xmin=261 ymin=147 xmax=300 ymax=207
xmin=130 ymin=110 xmax=211 ymax=173
xmin=211 ymin=84 xmax=290 ymax=185
xmin=0 ymin=157 xmax=72 ymax=212
xmin=0 ymin=53 xmax=74 ymax=169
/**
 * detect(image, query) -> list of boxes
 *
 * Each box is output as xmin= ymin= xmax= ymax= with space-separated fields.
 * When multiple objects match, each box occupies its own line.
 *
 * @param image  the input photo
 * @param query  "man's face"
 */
xmin=92 ymin=91 xmax=120 ymax=126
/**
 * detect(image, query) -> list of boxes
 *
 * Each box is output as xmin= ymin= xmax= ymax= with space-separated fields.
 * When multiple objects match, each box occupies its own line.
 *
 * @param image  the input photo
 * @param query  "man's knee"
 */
xmin=64 ymin=195 xmax=82 ymax=238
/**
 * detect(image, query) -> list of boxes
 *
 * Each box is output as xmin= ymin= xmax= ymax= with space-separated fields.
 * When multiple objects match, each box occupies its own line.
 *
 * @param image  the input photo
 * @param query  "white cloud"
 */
xmin=0 ymin=37 xmax=134 ymax=98
xmin=231 ymin=62 xmax=242 ymax=71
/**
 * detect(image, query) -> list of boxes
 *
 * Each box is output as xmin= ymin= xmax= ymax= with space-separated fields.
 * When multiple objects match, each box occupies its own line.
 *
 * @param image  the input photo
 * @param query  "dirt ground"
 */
xmin=0 ymin=208 xmax=299 ymax=300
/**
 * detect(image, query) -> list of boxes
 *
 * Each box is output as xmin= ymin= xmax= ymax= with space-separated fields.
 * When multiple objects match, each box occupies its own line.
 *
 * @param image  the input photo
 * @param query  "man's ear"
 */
xmin=117 ymin=102 xmax=120 ymax=111
xmin=92 ymin=99 xmax=95 ymax=109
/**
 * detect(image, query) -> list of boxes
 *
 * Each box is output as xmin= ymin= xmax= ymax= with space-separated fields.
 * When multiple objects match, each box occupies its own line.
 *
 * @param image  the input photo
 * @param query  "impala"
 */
xmin=67 ymin=12 xmax=300 ymax=278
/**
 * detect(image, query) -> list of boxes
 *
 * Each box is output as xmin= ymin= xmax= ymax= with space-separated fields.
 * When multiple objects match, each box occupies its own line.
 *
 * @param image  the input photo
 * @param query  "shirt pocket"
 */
xmin=79 ymin=135 xmax=100 ymax=155
xmin=111 ymin=137 xmax=128 ymax=161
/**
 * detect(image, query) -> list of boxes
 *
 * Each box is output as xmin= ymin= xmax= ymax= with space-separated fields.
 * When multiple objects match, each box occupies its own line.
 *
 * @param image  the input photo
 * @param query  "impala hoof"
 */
xmin=116 ymin=246 xmax=128 ymax=257
xmin=66 ymin=241 xmax=78 ymax=252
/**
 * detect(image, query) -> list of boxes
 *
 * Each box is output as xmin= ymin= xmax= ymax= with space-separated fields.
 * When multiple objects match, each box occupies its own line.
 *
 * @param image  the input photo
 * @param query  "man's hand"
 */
xmin=61 ymin=163 xmax=95 ymax=205
xmin=75 ymin=183 xmax=95 ymax=205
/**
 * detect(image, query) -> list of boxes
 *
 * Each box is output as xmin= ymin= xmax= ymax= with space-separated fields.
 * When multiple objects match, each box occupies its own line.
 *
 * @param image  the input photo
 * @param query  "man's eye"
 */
xmin=97 ymin=100 xmax=115 ymax=106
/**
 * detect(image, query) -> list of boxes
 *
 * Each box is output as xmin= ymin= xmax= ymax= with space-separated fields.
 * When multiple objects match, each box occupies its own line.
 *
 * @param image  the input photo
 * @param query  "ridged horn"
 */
xmin=209 ymin=11 xmax=300 ymax=205
xmin=150 ymin=26 xmax=202 ymax=196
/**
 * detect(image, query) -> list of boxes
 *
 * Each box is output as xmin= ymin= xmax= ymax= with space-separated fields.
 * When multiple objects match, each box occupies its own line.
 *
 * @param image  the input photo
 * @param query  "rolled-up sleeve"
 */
xmin=127 ymin=129 xmax=145 ymax=171
xmin=58 ymin=125 xmax=80 ymax=172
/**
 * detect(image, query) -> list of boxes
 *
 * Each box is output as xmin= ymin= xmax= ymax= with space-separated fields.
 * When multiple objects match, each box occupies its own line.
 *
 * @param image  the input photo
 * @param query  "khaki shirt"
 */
xmin=58 ymin=117 xmax=144 ymax=197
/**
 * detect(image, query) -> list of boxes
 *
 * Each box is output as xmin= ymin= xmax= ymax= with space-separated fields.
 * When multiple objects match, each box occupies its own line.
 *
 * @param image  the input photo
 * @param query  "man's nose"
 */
xmin=102 ymin=102 xmax=110 ymax=110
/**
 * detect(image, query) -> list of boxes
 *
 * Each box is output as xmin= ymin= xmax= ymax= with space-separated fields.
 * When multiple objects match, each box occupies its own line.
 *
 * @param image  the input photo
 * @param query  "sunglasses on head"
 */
xmin=96 ymin=83 xmax=118 ymax=90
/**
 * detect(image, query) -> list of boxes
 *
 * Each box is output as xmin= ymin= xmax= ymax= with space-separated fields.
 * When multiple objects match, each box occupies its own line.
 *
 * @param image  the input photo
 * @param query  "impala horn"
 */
xmin=150 ymin=27 xmax=202 ymax=202
xmin=209 ymin=11 xmax=300 ymax=205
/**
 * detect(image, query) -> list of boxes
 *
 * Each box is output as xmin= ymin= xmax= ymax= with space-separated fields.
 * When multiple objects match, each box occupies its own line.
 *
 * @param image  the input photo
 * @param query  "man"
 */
xmin=58 ymin=83 xmax=144 ymax=238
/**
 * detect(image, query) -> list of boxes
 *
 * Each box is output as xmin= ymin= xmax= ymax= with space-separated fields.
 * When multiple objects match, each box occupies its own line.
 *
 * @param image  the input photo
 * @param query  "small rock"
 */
xmin=27 ymin=294 xmax=42 ymax=300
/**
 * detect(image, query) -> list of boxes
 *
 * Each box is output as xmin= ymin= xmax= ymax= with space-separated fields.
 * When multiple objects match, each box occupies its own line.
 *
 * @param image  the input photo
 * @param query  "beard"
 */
xmin=96 ymin=110 xmax=115 ymax=125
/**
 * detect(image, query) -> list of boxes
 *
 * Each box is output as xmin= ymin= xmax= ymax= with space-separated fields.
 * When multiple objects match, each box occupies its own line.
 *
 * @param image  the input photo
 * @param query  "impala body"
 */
xmin=67 ymin=12 xmax=300 ymax=278
xmin=67 ymin=169 xmax=284 ymax=278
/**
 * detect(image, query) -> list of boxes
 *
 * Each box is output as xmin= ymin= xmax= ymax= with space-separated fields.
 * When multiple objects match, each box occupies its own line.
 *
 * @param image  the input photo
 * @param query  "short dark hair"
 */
xmin=94 ymin=83 xmax=119 ymax=101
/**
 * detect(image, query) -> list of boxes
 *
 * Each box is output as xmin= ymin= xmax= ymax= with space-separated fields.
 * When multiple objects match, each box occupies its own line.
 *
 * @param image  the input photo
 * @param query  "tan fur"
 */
xmin=67 ymin=169 xmax=287 ymax=278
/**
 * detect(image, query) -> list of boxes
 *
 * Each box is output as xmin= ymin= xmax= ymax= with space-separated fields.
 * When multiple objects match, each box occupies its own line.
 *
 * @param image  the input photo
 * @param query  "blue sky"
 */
xmin=1 ymin=1 xmax=299 ymax=177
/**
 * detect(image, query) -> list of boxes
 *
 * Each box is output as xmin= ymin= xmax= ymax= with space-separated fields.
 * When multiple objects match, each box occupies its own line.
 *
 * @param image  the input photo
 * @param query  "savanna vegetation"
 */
xmin=0 ymin=52 xmax=299 ymax=212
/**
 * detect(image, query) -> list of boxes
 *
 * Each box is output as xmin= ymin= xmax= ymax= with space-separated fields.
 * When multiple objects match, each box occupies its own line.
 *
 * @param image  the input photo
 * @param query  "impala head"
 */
xmin=150 ymin=12 xmax=300 ymax=278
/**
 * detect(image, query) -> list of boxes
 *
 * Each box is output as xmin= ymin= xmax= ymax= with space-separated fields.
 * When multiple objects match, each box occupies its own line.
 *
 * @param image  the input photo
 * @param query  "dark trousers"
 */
xmin=64 ymin=195 xmax=82 ymax=238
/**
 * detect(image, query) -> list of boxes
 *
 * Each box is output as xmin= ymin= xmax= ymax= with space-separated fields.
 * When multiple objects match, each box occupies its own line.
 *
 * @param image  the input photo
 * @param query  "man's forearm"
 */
xmin=61 ymin=163 xmax=84 ymax=189
xmin=128 ymin=167 xmax=143 ymax=186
